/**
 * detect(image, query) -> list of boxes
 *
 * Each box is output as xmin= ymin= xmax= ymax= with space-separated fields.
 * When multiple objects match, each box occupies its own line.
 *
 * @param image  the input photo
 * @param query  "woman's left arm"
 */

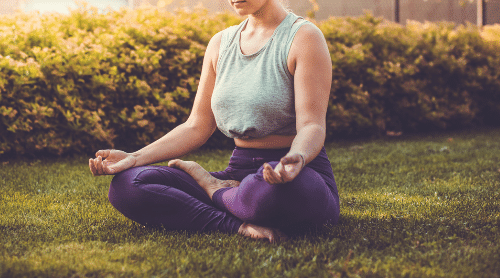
xmin=263 ymin=23 xmax=333 ymax=184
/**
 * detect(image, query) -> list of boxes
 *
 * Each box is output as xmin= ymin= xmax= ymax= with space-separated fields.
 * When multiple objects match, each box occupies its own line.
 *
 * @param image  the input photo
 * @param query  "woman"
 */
xmin=89 ymin=0 xmax=339 ymax=243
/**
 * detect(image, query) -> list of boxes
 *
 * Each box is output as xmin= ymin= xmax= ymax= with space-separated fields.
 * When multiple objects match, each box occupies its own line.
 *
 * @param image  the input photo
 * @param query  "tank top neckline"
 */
xmin=237 ymin=13 xmax=293 ymax=58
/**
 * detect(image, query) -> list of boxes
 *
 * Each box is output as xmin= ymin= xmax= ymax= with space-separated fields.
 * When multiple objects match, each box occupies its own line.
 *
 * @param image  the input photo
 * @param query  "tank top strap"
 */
xmin=217 ymin=20 xmax=247 ymax=72
xmin=283 ymin=12 xmax=303 ymax=29
xmin=273 ymin=12 xmax=301 ymax=43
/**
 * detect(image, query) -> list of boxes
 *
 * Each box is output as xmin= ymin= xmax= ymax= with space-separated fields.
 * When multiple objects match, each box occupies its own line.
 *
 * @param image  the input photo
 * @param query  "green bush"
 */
xmin=0 ymin=5 xmax=239 ymax=155
xmin=320 ymin=16 xmax=500 ymax=138
xmin=0 ymin=7 xmax=499 ymax=156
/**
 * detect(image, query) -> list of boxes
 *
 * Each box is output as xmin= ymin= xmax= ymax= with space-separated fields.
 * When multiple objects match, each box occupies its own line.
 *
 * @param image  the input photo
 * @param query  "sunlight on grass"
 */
xmin=1 ymin=128 xmax=499 ymax=277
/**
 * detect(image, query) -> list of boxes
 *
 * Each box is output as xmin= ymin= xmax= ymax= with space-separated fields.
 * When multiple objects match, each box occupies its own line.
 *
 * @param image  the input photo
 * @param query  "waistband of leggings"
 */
xmin=232 ymin=146 xmax=291 ymax=159
xmin=232 ymin=146 xmax=327 ymax=159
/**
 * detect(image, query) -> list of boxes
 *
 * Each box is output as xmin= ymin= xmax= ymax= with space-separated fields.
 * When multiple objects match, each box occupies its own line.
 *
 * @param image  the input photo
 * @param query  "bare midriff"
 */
xmin=234 ymin=135 xmax=295 ymax=149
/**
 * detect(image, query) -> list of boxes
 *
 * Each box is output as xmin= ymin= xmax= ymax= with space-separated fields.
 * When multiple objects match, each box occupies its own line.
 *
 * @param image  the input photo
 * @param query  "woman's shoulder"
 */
xmin=289 ymin=18 xmax=326 ymax=48
xmin=291 ymin=17 xmax=323 ymax=39
xmin=286 ymin=16 xmax=331 ymax=76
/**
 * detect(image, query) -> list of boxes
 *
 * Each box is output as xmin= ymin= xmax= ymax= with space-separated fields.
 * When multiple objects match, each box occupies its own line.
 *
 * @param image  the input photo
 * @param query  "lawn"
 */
xmin=1 ymin=128 xmax=499 ymax=277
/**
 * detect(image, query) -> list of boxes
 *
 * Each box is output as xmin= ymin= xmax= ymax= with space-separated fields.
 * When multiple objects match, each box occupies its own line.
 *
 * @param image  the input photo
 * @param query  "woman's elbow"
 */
xmin=185 ymin=119 xmax=217 ymax=141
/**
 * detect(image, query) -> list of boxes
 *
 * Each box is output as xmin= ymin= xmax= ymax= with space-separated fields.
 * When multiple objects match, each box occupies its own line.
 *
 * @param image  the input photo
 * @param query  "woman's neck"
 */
xmin=245 ymin=2 xmax=288 ymax=32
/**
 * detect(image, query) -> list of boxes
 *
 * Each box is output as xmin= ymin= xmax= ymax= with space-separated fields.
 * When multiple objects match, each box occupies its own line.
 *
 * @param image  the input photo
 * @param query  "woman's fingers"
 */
xmin=92 ymin=157 xmax=101 ymax=176
xmin=279 ymin=155 xmax=294 ymax=165
xmin=263 ymin=163 xmax=284 ymax=184
xmin=99 ymin=156 xmax=115 ymax=175
xmin=276 ymin=162 xmax=289 ymax=181
xmin=263 ymin=171 xmax=270 ymax=183
xmin=89 ymin=158 xmax=101 ymax=176
xmin=90 ymin=150 xmax=133 ymax=176
xmin=279 ymin=153 xmax=305 ymax=182
xmin=263 ymin=163 xmax=273 ymax=183
xmin=91 ymin=150 xmax=106 ymax=176
xmin=89 ymin=158 xmax=96 ymax=176
xmin=263 ymin=163 xmax=276 ymax=184
xmin=95 ymin=156 xmax=103 ymax=174
xmin=89 ymin=156 xmax=108 ymax=176
xmin=262 ymin=154 xmax=305 ymax=184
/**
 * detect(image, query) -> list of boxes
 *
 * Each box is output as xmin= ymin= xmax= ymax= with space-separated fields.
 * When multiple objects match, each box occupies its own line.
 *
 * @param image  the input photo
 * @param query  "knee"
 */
xmin=233 ymin=165 xmax=336 ymax=222
xmin=110 ymin=167 xmax=143 ymax=187
xmin=108 ymin=167 xmax=160 ymax=208
xmin=111 ymin=165 xmax=176 ymax=192
xmin=108 ymin=167 xmax=140 ymax=206
xmin=108 ymin=167 xmax=170 ymax=224
xmin=276 ymin=168 xmax=338 ymax=222
xmin=248 ymin=163 xmax=326 ymax=206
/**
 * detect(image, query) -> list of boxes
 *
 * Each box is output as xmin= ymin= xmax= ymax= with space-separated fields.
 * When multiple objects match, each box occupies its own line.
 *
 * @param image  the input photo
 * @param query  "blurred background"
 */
xmin=0 ymin=0 xmax=499 ymax=25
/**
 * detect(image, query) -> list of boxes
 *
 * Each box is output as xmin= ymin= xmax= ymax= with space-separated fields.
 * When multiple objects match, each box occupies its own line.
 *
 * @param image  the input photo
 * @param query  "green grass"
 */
xmin=1 ymin=128 xmax=499 ymax=277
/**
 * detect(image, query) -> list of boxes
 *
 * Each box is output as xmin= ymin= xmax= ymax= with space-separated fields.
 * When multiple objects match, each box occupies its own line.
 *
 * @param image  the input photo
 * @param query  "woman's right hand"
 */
xmin=89 ymin=149 xmax=137 ymax=176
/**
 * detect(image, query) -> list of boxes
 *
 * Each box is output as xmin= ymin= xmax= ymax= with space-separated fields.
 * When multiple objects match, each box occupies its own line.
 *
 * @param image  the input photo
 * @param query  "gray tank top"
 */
xmin=211 ymin=12 xmax=312 ymax=139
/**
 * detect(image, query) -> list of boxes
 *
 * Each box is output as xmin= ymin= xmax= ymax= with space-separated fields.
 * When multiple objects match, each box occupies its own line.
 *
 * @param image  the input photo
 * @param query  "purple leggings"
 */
xmin=108 ymin=147 xmax=339 ymax=235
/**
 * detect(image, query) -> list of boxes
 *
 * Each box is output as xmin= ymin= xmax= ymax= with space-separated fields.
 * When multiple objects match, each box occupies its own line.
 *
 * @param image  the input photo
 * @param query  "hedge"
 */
xmin=0 ymin=5 xmax=499 ymax=156
xmin=321 ymin=17 xmax=500 ymax=138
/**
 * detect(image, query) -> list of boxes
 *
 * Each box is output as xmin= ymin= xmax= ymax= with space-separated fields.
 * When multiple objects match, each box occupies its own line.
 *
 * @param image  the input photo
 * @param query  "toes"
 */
xmin=238 ymin=223 xmax=287 ymax=244
xmin=168 ymin=159 xmax=198 ymax=171
xmin=167 ymin=159 xmax=182 ymax=168
xmin=168 ymin=160 xmax=210 ymax=180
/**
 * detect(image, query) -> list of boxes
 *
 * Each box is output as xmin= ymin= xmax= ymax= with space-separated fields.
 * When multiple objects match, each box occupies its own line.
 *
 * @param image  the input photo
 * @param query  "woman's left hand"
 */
xmin=263 ymin=153 xmax=305 ymax=184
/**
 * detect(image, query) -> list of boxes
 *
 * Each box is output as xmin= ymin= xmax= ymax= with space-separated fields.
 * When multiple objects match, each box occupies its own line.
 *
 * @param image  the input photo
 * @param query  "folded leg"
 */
xmin=108 ymin=166 xmax=243 ymax=233
xmin=212 ymin=161 xmax=339 ymax=233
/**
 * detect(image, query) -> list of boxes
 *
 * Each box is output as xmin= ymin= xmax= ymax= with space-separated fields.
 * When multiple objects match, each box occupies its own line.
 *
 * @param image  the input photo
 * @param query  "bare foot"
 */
xmin=168 ymin=159 xmax=240 ymax=199
xmin=238 ymin=222 xmax=288 ymax=244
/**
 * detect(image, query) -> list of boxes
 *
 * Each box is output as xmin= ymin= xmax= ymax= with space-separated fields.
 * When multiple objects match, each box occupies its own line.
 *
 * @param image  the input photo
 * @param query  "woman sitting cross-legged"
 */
xmin=89 ymin=0 xmax=339 ymax=243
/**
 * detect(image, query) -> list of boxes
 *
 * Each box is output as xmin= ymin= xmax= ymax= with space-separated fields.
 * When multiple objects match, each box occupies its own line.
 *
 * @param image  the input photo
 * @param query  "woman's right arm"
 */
xmin=89 ymin=32 xmax=222 ymax=176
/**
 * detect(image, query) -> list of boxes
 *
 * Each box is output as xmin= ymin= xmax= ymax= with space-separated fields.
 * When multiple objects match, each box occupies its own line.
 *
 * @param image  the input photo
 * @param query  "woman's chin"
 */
xmin=231 ymin=2 xmax=255 ymax=16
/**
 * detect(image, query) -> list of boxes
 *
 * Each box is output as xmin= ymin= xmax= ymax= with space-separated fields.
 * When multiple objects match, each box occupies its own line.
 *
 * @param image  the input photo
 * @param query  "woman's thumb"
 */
xmin=95 ymin=149 xmax=110 ymax=158
xmin=281 ymin=154 xmax=296 ymax=165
